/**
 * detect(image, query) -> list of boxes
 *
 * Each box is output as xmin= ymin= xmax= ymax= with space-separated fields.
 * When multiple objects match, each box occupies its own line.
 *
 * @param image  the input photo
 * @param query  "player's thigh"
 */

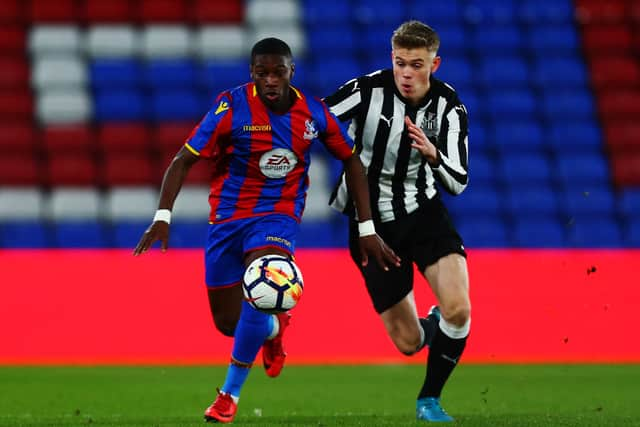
xmin=379 ymin=290 xmax=422 ymax=343
xmin=423 ymin=253 xmax=470 ymax=323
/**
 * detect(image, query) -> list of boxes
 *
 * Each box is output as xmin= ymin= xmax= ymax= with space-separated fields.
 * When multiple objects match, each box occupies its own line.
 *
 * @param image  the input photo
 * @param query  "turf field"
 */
xmin=0 ymin=364 xmax=638 ymax=426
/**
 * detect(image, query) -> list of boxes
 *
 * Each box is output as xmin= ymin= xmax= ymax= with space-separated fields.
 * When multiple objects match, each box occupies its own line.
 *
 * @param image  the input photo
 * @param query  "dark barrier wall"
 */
xmin=1 ymin=249 xmax=639 ymax=364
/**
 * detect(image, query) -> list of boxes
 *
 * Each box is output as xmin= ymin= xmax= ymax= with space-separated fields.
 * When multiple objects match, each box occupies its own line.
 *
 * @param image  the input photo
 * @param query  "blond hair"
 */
xmin=391 ymin=20 xmax=440 ymax=53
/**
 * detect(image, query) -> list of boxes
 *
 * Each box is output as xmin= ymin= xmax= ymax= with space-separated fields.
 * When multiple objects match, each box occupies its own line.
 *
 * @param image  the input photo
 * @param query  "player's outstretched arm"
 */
xmin=133 ymin=147 xmax=199 ymax=256
xmin=343 ymin=155 xmax=401 ymax=271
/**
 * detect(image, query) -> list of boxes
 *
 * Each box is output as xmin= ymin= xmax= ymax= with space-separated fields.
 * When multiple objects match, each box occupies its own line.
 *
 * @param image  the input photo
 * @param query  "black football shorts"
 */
xmin=348 ymin=197 xmax=467 ymax=314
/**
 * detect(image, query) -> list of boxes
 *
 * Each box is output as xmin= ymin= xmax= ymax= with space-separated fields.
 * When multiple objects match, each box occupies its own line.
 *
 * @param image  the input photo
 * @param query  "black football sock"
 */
xmin=418 ymin=326 xmax=467 ymax=399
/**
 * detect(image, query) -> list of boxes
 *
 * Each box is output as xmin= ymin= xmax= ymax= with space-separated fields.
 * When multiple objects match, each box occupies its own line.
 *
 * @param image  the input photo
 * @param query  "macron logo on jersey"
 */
xmin=215 ymin=101 xmax=229 ymax=115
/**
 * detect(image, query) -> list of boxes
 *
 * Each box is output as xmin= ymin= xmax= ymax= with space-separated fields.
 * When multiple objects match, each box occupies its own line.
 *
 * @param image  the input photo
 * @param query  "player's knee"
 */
xmin=389 ymin=328 xmax=422 ymax=356
xmin=212 ymin=313 xmax=238 ymax=337
xmin=441 ymin=302 xmax=471 ymax=328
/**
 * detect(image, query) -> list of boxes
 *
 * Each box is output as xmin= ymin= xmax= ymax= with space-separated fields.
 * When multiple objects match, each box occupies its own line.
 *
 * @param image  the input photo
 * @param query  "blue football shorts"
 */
xmin=204 ymin=214 xmax=299 ymax=288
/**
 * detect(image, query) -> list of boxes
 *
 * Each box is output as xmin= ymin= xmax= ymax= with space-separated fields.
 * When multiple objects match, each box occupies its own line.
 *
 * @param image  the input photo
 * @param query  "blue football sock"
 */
xmin=221 ymin=300 xmax=274 ymax=398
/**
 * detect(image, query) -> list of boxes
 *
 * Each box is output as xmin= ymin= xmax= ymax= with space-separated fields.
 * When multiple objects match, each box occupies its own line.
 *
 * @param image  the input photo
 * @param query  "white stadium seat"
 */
xmin=246 ymin=0 xmax=301 ymax=25
xmin=302 ymin=158 xmax=332 ymax=220
xmin=171 ymin=185 xmax=211 ymax=219
xmin=105 ymin=187 xmax=159 ymax=220
xmin=31 ymin=55 xmax=87 ymax=90
xmin=141 ymin=25 xmax=192 ymax=58
xmin=85 ymin=26 xmax=139 ymax=58
xmin=47 ymin=187 xmax=102 ymax=220
xmin=36 ymin=88 xmax=92 ymax=124
xmin=196 ymin=25 xmax=248 ymax=59
xmin=29 ymin=26 xmax=82 ymax=55
xmin=0 ymin=188 xmax=44 ymax=220
xmin=250 ymin=25 xmax=306 ymax=56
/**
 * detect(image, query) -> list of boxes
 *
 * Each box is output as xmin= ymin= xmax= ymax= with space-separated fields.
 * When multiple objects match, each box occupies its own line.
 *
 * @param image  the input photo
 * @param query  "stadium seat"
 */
xmin=144 ymin=60 xmax=197 ymax=89
xmin=566 ymin=217 xmax=622 ymax=248
xmin=28 ymin=0 xmax=77 ymax=22
xmin=139 ymin=0 xmax=188 ymax=23
xmin=141 ymin=26 xmax=193 ymax=58
xmin=251 ymin=25 xmax=306 ymax=57
xmin=112 ymin=221 xmax=148 ymax=248
xmin=0 ymin=121 xmax=37 ymax=155
xmin=0 ymin=221 xmax=50 ymax=248
xmin=611 ymin=152 xmax=640 ymax=186
xmin=547 ymin=121 xmax=602 ymax=154
xmin=505 ymin=186 xmax=559 ymax=217
xmin=47 ymin=188 xmax=101 ymax=220
xmin=82 ymin=0 xmax=133 ymax=23
xmin=469 ymin=152 xmax=494 ymax=185
xmin=42 ymin=124 xmax=94 ymax=154
xmin=0 ymin=0 xmax=22 ymax=24
xmin=306 ymin=27 xmax=356 ymax=58
xmin=532 ymin=56 xmax=588 ymax=88
xmin=90 ymin=59 xmax=142 ymax=89
xmin=302 ymin=0 xmax=353 ymax=26
xmin=604 ymin=121 xmax=640 ymax=154
xmin=102 ymin=153 xmax=155 ymax=186
xmin=93 ymin=89 xmax=147 ymax=122
xmin=512 ymin=218 xmax=566 ymax=248
xmin=353 ymin=0 xmax=406 ymax=25
xmin=456 ymin=216 xmax=509 ymax=248
xmin=195 ymin=25 xmax=247 ymax=59
xmin=86 ymin=26 xmax=138 ymax=58
xmin=247 ymin=0 xmax=301 ymax=25
xmin=472 ymin=25 xmax=524 ymax=52
xmin=0 ymin=89 xmax=33 ymax=121
xmin=478 ymin=57 xmax=529 ymax=87
xmin=106 ymin=187 xmax=158 ymax=220
xmin=624 ymin=219 xmax=640 ymax=247
xmin=0 ymin=155 xmax=40 ymax=186
xmin=53 ymin=221 xmax=109 ymax=248
xmin=429 ymin=25 xmax=468 ymax=55
xmin=154 ymin=122 xmax=194 ymax=156
xmin=486 ymin=90 xmax=537 ymax=119
xmin=0 ymin=57 xmax=29 ymax=89
xmin=46 ymin=153 xmax=98 ymax=186
xmin=447 ymin=184 xmax=502 ymax=217
xmin=465 ymin=0 xmax=517 ymax=24
xmin=518 ymin=0 xmax=574 ymax=24
xmin=97 ymin=123 xmax=150 ymax=154
xmin=561 ymin=188 xmax=616 ymax=217
xmin=575 ymin=0 xmax=627 ymax=24
xmin=191 ymin=0 xmax=244 ymax=23
xmin=618 ymin=189 xmax=640 ymax=219
xmin=0 ymin=190 xmax=42 ymax=225
xmin=28 ymin=26 xmax=81 ymax=55
xmin=172 ymin=185 xmax=210 ymax=219
xmin=526 ymin=25 xmax=579 ymax=53
xmin=309 ymin=58 xmax=363 ymax=97
xmin=31 ymin=56 xmax=87 ymax=91
xmin=491 ymin=121 xmax=543 ymax=153
xmin=581 ymin=25 xmax=633 ymax=54
xmin=541 ymin=91 xmax=596 ymax=120
xmin=0 ymin=26 xmax=26 ymax=53
xmin=597 ymin=90 xmax=640 ymax=120
xmin=36 ymin=89 xmax=91 ymax=124
xmin=437 ymin=57 xmax=472 ymax=91
xmin=498 ymin=154 xmax=552 ymax=186
xmin=150 ymin=89 xmax=204 ymax=122
xmin=590 ymin=57 xmax=640 ymax=90
xmin=170 ymin=221 xmax=208 ymax=248
xmin=555 ymin=155 xmax=610 ymax=188
xmin=407 ymin=0 xmax=463 ymax=25
xmin=297 ymin=220 xmax=346 ymax=247
xmin=200 ymin=60 xmax=247 ymax=93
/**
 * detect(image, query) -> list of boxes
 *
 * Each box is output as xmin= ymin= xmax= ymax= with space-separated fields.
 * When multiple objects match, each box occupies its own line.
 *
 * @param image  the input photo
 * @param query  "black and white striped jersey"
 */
xmin=324 ymin=69 xmax=469 ymax=223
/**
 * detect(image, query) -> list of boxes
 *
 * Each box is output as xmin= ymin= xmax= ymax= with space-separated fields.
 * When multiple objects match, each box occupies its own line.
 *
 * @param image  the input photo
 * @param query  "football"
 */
xmin=242 ymin=255 xmax=304 ymax=313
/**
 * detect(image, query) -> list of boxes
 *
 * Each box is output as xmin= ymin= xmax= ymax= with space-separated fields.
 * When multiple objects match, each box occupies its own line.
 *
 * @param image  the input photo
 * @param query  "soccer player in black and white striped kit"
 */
xmin=324 ymin=21 xmax=471 ymax=422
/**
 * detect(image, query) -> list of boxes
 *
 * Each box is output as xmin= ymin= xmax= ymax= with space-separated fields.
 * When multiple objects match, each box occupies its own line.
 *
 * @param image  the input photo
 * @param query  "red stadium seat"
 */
xmin=581 ymin=25 xmax=633 ymax=53
xmin=97 ymin=123 xmax=151 ymax=154
xmin=575 ymin=0 xmax=627 ymax=25
xmin=590 ymin=57 xmax=640 ymax=90
xmin=139 ymin=0 xmax=188 ymax=22
xmin=82 ymin=0 xmax=134 ymax=23
xmin=28 ymin=0 xmax=77 ymax=22
xmin=0 ymin=26 xmax=26 ymax=53
xmin=0 ymin=121 xmax=38 ymax=155
xmin=0 ymin=154 xmax=40 ymax=186
xmin=0 ymin=0 xmax=23 ymax=23
xmin=42 ymin=124 xmax=95 ymax=154
xmin=153 ymin=122 xmax=194 ymax=155
xmin=46 ymin=152 xmax=99 ymax=186
xmin=191 ymin=0 xmax=243 ymax=23
xmin=611 ymin=152 xmax=640 ymax=186
xmin=102 ymin=153 xmax=155 ymax=186
xmin=604 ymin=121 xmax=640 ymax=153
xmin=0 ymin=57 xmax=29 ymax=89
xmin=598 ymin=90 xmax=640 ymax=120
xmin=156 ymin=149 xmax=212 ymax=185
xmin=0 ymin=90 xmax=33 ymax=121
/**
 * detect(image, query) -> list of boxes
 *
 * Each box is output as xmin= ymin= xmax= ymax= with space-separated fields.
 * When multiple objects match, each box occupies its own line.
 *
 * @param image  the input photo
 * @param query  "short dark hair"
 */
xmin=250 ymin=38 xmax=292 ymax=63
xmin=392 ymin=21 xmax=440 ymax=53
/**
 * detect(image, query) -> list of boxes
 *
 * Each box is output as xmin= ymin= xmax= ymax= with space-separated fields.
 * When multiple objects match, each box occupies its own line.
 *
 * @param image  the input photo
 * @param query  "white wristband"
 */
xmin=153 ymin=209 xmax=171 ymax=224
xmin=358 ymin=220 xmax=376 ymax=237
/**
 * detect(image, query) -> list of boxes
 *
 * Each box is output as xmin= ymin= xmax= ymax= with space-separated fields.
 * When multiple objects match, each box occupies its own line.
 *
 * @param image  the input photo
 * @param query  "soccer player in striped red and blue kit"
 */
xmin=134 ymin=38 xmax=399 ymax=423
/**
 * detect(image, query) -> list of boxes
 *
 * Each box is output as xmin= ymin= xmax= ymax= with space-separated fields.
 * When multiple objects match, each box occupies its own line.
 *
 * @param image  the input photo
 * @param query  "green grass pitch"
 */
xmin=1 ymin=364 xmax=639 ymax=426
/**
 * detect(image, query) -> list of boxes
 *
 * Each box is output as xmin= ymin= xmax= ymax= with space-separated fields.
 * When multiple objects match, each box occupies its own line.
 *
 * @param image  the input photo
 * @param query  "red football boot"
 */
xmin=262 ymin=312 xmax=291 ymax=377
xmin=204 ymin=389 xmax=237 ymax=423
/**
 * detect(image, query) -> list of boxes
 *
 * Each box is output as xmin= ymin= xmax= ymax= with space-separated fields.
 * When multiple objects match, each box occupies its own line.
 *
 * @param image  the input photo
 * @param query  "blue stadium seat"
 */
xmin=94 ymin=89 xmax=148 ymax=121
xmin=90 ymin=59 xmax=141 ymax=89
xmin=625 ymin=219 xmax=640 ymax=247
xmin=486 ymin=90 xmax=537 ymax=119
xmin=541 ymin=91 xmax=596 ymax=120
xmin=150 ymin=89 xmax=205 ymax=122
xmin=408 ymin=0 xmax=463 ymax=25
xmin=478 ymin=57 xmax=529 ymax=87
xmin=297 ymin=220 xmax=347 ymax=248
xmin=353 ymin=0 xmax=406 ymax=25
xmin=469 ymin=152 xmax=494 ymax=185
xmin=447 ymin=184 xmax=502 ymax=217
xmin=547 ymin=121 xmax=602 ymax=153
xmin=0 ymin=221 xmax=50 ymax=248
xmin=112 ymin=221 xmax=147 ymax=249
xmin=505 ymin=185 xmax=559 ymax=217
xmin=144 ymin=60 xmax=197 ymax=89
xmin=566 ymin=217 xmax=622 ymax=248
xmin=518 ymin=0 xmax=574 ymax=24
xmin=561 ymin=188 xmax=616 ymax=217
xmin=618 ymin=189 xmax=640 ymax=219
xmin=309 ymin=58 xmax=363 ymax=97
xmin=498 ymin=154 xmax=552 ymax=185
xmin=437 ymin=57 xmax=472 ymax=90
xmin=53 ymin=221 xmax=109 ymax=248
xmin=432 ymin=24 xmax=469 ymax=55
xmin=468 ymin=122 xmax=487 ymax=151
xmin=556 ymin=155 xmax=610 ymax=188
xmin=465 ymin=0 xmax=517 ymax=24
xmin=457 ymin=216 xmax=509 ymax=248
xmin=532 ymin=56 xmax=588 ymax=88
xmin=302 ymin=0 xmax=352 ymax=26
xmin=471 ymin=26 xmax=524 ymax=52
xmin=526 ymin=25 xmax=579 ymax=53
xmin=358 ymin=23 xmax=400 ymax=51
xmin=306 ymin=27 xmax=356 ymax=58
xmin=512 ymin=218 xmax=566 ymax=248
xmin=170 ymin=221 xmax=208 ymax=248
xmin=491 ymin=121 xmax=543 ymax=153
xmin=200 ymin=60 xmax=248 ymax=94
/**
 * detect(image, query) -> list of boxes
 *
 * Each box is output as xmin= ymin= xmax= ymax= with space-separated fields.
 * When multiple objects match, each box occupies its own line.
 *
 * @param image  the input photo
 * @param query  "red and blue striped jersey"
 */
xmin=184 ymin=83 xmax=354 ymax=223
